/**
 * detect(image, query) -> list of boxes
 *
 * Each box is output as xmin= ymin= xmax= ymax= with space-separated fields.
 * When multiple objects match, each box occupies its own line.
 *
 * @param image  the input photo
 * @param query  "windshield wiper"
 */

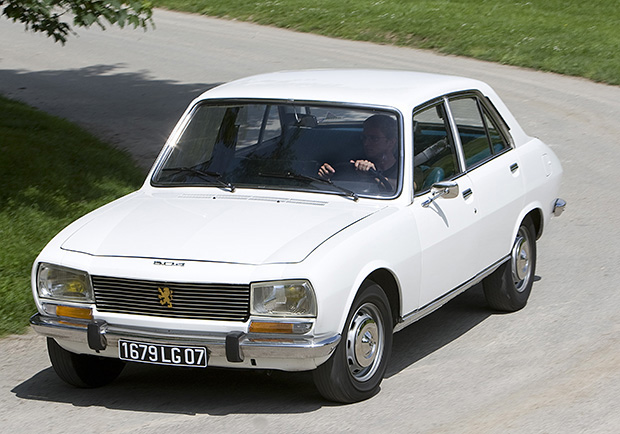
xmin=160 ymin=167 xmax=235 ymax=192
xmin=259 ymin=171 xmax=358 ymax=201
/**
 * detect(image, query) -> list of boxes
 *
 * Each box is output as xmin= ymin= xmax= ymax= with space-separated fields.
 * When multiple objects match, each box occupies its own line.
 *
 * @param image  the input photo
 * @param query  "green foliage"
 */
xmin=0 ymin=96 xmax=144 ymax=336
xmin=1 ymin=0 xmax=154 ymax=43
xmin=154 ymin=0 xmax=620 ymax=85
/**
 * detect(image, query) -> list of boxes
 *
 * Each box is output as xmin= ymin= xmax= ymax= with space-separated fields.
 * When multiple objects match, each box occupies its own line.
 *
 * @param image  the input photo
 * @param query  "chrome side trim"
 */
xmin=394 ymin=256 xmax=509 ymax=332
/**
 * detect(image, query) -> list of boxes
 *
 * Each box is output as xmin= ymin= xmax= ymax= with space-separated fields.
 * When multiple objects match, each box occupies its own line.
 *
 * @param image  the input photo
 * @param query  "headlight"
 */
xmin=251 ymin=280 xmax=317 ymax=317
xmin=37 ymin=263 xmax=94 ymax=303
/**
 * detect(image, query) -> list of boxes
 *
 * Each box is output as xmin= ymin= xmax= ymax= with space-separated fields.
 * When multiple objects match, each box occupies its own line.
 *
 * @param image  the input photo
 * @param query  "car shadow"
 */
xmin=12 ymin=364 xmax=325 ymax=414
xmin=11 ymin=282 xmax=520 ymax=414
xmin=386 ymin=283 xmax=492 ymax=377
xmin=0 ymin=64 xmax=218 ymax=170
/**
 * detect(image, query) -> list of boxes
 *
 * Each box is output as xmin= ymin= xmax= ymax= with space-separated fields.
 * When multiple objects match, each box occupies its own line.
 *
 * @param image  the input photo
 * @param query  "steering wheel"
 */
xmin=328 ymin=162 xmax=393 ymax=193
xmin=367 ymin=168 xmax=393 ymax=192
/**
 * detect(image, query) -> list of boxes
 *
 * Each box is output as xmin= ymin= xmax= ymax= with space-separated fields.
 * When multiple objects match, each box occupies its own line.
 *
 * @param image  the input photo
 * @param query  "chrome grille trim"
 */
xmin=92 ymin=276 xmax=250 ymax=321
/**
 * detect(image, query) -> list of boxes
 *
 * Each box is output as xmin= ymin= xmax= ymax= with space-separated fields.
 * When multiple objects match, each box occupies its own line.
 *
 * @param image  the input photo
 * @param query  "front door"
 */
xmin=411 ymin=101 xmax=482 ymax=308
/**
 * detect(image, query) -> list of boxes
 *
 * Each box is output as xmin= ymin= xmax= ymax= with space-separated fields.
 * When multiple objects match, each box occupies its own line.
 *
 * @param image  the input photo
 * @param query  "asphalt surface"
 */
xmin=1 ymin=9 xmax=619 ymax=434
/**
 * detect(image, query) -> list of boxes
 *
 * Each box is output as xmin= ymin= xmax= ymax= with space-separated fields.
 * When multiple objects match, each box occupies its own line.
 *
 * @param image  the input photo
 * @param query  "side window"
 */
xmin=413 ymin=103 xmax=459 ymax=193
xmin=482 ymin=109 xmax=509 ymax=154
xmin=448 ymin=97 xmax=509 ymax=169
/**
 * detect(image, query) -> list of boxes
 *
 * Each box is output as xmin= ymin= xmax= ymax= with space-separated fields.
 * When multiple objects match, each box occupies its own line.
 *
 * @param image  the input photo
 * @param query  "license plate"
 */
xmin=118 ymin=340 xmax=207 ymax=367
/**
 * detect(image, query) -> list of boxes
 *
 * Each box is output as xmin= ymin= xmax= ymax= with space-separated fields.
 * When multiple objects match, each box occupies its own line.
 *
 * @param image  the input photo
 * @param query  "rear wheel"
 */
xmin=313 ymin=281 xmax=393 ymax=403
xmin=47 ymin=338 xmax=125 ymax=388
xmin=483 ymin=218 xmax=537 ymax=312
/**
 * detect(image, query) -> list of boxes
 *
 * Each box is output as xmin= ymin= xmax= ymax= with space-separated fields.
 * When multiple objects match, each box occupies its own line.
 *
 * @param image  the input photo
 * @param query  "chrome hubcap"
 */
xmin=511 ymin=228 xmax=531 ymax=292
xmin=346 ymin=303 xmax=384 ymax=381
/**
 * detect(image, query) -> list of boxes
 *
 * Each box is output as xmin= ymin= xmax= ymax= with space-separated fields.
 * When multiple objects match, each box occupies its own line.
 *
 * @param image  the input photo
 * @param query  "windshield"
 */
xmin=152 ymin=102 xmax=401 ymax=198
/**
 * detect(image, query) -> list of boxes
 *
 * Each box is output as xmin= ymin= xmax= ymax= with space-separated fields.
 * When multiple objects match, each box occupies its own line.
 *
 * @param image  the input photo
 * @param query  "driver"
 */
xmin=318 ymin=114 xmax=398 ymax=188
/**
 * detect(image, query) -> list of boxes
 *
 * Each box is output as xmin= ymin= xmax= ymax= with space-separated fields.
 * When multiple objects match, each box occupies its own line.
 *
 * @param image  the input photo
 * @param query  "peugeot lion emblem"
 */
xmin=158 ymin=287 xmax=173 ymax=308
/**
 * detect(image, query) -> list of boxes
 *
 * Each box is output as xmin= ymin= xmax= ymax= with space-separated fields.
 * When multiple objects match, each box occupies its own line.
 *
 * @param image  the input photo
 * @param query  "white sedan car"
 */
xmin=30 ymin=70 xmax=565 ymax=403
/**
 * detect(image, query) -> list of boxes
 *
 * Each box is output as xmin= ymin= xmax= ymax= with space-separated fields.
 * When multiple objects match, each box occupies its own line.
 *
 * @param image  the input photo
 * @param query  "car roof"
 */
xmin=199 ymin=69 xmax=494 ymax=109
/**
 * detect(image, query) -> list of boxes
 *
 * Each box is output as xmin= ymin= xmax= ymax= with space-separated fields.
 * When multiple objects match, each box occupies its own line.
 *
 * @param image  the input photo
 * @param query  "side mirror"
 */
xmin=422 ymin=181 xmax=459 ymax=207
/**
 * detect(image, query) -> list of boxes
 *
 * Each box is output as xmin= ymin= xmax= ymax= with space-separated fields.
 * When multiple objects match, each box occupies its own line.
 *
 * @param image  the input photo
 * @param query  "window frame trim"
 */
xmin=411 ymin=97 xmax=464 ymax=198
xmin=444 ymin=91 xmax=515 ymax=172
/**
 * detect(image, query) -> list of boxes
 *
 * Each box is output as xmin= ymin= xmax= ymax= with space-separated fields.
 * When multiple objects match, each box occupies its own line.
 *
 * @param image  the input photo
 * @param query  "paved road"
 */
xmin=1 ymin=9 xmax=619 ymax=433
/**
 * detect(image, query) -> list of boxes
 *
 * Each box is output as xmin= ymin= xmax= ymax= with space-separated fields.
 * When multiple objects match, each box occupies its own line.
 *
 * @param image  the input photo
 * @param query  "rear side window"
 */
xmin=448 ymin=97 xmax=510 ymax=169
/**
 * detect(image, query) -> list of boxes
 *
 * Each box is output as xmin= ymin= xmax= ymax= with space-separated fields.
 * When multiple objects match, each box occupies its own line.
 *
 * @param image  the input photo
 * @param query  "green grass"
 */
xmin=154 ymin=0 xmax=620 ymax=85
xmin=0 ymin=96 xmax=144 ymax=336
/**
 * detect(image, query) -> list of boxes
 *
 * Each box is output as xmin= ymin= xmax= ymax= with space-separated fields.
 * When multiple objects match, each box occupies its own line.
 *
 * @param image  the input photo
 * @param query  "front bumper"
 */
xmin=30 ymin=313 xmax=340 ymax=371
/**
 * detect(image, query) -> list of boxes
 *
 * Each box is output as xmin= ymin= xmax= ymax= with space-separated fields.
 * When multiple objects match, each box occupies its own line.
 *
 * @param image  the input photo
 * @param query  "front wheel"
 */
xmin=313 ymin=281 xmax=393 ymax=403
xmin=483 ymin=218 xmax=537 ymax=312
xmin=47 ymin=338 xmax=125 ymax=388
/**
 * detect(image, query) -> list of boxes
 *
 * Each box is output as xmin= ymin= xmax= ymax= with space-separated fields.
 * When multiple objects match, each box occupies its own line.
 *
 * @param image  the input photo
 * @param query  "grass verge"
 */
xmin=0 ymin=96 xmax=144 ymax=336
xmin=154 ymin=0 xmax=620 ymax=85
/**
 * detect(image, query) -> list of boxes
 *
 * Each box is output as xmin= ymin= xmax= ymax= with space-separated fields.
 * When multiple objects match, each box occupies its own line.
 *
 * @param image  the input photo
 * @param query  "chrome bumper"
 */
xmin=30 ymin=313 xmax=340 ymax=363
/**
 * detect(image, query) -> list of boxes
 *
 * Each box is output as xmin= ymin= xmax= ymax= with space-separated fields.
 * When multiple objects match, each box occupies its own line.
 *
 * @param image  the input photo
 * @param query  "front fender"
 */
xmin=303 ymin=206 xmax=421 ymax=337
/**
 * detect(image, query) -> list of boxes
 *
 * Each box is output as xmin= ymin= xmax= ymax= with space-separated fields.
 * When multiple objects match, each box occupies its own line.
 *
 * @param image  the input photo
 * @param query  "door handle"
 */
xmin=510 ymin=163 xmax=519 ymax=173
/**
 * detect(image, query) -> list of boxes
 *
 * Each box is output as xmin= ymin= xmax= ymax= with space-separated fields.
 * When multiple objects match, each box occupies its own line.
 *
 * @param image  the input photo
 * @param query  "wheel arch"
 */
xmin=365 ymin=268 xmax=401 ymax=329
xmin=522 ymin=207 xmax=544 ymax=239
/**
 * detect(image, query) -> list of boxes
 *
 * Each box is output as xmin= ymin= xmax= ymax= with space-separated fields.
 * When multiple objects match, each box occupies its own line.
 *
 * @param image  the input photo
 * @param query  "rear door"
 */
xmin=446 ymin=94 xmax=526 ymax=271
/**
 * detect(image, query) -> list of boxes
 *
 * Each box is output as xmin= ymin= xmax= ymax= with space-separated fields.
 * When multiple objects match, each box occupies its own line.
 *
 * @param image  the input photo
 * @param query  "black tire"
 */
xmin=483 ymin=218 xmax=537 ymax=312
xmin=313 ymin=281 xmax=393 ymax=403
xmin=47 ymin=338 xmax=125 ymax=388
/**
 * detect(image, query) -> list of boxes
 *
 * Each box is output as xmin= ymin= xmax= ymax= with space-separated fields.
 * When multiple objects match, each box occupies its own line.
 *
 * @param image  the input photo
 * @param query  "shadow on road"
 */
xmin=13 ymin=364 xmax=325 ymax=414
xmin=386 ymin=283 xmax=492 ymax=377
xmin=0 ymin=65 xmax=218 ymax=169
xmin=10 ymin=283 xmax=509 ymax=414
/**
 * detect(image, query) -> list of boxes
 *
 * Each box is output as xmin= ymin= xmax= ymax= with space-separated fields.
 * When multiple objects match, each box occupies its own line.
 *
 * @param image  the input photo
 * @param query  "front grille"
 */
xmin=92 ymin=276 xmax=250 ymax=321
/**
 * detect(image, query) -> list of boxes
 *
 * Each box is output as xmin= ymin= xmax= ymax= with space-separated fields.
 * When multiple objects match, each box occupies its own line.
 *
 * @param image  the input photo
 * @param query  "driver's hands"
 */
xmin=318 ymin=163 xmax=336 ymax=179
xmin=351 ymin=159 xmax=376 ymax=172
xmin=319 ymin=160 xmax=379 ymax=179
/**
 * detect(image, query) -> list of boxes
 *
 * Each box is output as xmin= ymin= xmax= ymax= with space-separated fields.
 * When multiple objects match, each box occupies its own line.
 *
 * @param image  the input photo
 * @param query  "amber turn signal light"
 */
xmin=56 ymin=305 xmax=93 ymax=320
xmin=249 ymin=321 xmax=295 ymax=334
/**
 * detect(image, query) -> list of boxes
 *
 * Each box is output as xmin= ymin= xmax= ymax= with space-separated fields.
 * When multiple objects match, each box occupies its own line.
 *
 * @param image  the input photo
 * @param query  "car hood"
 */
xmin=60 ymin=192 xmax=380 ymax=265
